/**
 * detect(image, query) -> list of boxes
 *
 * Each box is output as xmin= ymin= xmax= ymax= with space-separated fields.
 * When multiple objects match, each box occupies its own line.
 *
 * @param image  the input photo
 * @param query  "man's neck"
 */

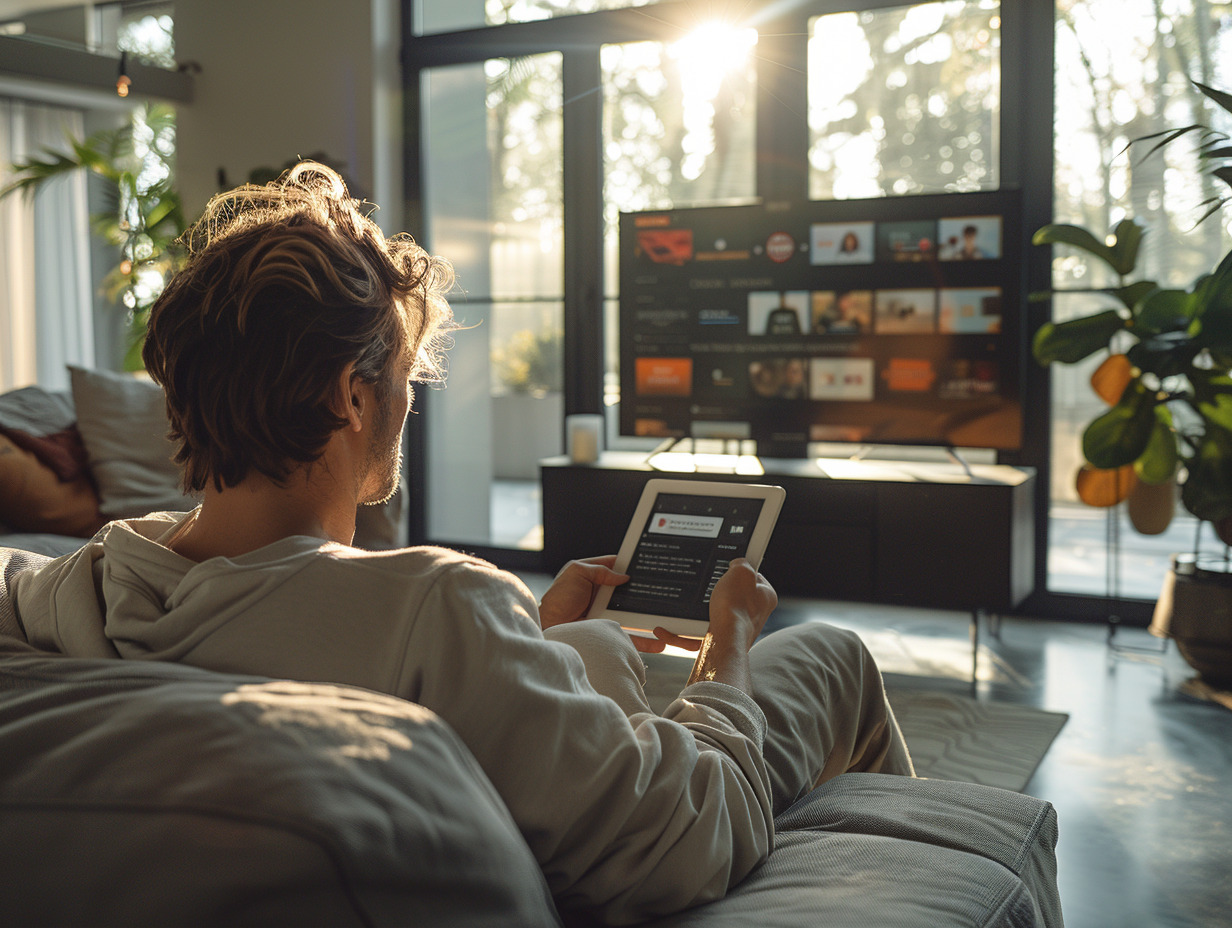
xmin=168 ymin=470 xmax=358 ymax=562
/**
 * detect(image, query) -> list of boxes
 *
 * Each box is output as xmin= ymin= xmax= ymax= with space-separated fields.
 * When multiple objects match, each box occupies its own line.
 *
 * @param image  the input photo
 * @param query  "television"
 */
xmin=619 ymin=190 xmax=1025 ymax=457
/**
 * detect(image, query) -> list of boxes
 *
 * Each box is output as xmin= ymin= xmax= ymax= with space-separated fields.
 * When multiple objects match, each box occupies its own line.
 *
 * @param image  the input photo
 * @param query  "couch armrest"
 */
xmin=0 ymin=654 xmax=561 ymax=927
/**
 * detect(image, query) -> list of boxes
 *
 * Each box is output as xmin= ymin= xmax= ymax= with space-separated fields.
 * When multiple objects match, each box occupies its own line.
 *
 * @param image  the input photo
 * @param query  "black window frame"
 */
xmin=400 ymin=0 xmax=1153 ymax=623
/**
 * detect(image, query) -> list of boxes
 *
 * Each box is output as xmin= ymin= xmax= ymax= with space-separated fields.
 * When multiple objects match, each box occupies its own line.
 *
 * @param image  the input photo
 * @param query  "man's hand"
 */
xmin=683 ymin=558 xmax=778 ymax=694
xmin=538 ymin=556 xmax=629 ymax=630
xmin=538 ymin=557 xmax=698 ymax=654
xmin=707 ymin=557 xmax=777 ymax=649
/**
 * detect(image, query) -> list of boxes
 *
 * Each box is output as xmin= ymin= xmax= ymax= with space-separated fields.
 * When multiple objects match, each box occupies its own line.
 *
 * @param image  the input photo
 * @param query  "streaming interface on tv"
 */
xmin=607 ymin=493 xmax=766 ymax=622
xmin=620 ymin=190 xmax=1024 ymax=452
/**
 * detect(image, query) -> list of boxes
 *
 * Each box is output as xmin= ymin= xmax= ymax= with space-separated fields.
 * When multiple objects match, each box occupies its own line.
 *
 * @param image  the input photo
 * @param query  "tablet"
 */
xmin=586 ymin=479 xmax=786 ymax=637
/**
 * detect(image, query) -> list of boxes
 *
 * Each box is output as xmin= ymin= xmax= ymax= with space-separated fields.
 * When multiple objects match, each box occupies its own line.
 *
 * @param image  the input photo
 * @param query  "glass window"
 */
xmin=600 ymin=26 xmax=758 ymax=422
xmin=417 ymin=0 xmax=654 ymax=36
xmin=421 ymin=54 xmax=564 ymax=549
xmin=807 ymin=1 xmax=1001 ymax=199
xmin=1049 ymin=0 xmax=1232 ymax=598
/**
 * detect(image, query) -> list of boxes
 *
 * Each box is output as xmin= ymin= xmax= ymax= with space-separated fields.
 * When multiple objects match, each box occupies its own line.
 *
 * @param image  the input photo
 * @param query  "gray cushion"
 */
xmin=634 ymin=774 xmax=1060 ymax=928
xmin=0 ymin=385 xmax=74 ymax=435
xmin=68 ymin=365 xmax=198 ymax=518
xmin=0 ymin=654 xmax=560 ymax=927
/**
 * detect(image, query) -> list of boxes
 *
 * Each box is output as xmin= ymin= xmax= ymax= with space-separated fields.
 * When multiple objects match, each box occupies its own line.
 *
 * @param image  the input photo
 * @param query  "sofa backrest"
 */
xmin=0 ymin=549 xmax=560 ymax=927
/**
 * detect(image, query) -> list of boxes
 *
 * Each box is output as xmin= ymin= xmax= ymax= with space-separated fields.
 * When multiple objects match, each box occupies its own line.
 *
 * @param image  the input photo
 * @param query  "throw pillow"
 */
xmin=0 ymin=435 xmax=106 ymax=537
xmin=0 ymin=385 xmax=75 ymax=435
xmin=0 ymin=385 xmax=86 ymax=481
xmin=0 ymin=427 xmax=90 ymax=482
xmin=68 ymin=366 xmax=198 ymax=519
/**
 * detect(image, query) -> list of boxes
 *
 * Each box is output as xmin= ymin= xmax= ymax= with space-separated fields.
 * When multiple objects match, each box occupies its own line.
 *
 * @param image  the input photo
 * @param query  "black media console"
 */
xmin=540 ymin=453 xmax=1035 ymax=614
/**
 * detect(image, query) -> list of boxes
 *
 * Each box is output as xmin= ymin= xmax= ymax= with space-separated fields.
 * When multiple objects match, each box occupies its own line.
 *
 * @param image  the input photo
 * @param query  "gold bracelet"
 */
xmin=687 ymin=632 xmax=717 ymax=685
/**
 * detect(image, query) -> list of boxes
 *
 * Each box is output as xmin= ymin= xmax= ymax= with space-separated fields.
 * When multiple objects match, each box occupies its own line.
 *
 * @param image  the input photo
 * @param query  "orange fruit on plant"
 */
xmin=1090 ymin=354 xmax=1134 ymax=405
xmin=1075 ymin=462 xmax=1137 ymax=507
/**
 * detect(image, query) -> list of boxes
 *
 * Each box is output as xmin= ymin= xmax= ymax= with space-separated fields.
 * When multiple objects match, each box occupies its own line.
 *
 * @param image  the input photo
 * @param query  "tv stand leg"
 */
xmin=969 ymin=607 xmax=985 ymax=695
xmin=947 ymin=446 xmax=975 ymax=478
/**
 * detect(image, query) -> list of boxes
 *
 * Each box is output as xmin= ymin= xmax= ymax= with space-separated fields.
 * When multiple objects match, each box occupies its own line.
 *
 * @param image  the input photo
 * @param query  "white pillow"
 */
xmin=68 ymin=366 xmax=198 ymax=519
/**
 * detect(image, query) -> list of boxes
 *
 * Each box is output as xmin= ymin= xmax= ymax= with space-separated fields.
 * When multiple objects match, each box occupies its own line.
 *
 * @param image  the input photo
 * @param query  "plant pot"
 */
xmin=1150 ymin=553 xmax=1232 ymax=687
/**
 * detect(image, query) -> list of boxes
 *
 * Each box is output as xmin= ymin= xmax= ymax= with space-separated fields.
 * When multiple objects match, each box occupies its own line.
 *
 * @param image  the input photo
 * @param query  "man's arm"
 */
xmin=402 ymin=559 xmax=775 ymax=924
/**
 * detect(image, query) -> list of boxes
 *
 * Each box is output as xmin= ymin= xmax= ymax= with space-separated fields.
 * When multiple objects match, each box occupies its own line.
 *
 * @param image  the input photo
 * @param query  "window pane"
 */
xmin=1049 ymin=0 xmax=1232 ymax=598
xmin=417 ymin=0 xmax=654 ymax=35
xmin=808 ymin=1 xmax=1000 ymax=199
xmin=600 ymin=29 xmax=758 ymax=438
xmin=421 ymin=54 xmax=563 ymax=548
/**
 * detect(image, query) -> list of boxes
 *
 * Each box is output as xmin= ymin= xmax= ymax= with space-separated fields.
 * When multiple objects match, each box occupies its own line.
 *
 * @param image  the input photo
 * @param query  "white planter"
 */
xmin=491 ymin=392 xmax=564 ymax=480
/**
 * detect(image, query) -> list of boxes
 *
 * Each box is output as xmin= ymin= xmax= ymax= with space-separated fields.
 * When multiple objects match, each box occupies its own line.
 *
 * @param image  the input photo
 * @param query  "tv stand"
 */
xmin=540 ymin=453 xmax=1035 ymax=613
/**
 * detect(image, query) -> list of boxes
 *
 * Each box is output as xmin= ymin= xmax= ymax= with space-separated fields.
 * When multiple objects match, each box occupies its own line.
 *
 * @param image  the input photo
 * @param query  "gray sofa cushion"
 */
xmin=638 ymin=774 xmax=1059 ymax=928
xmin=0 ymin=654 xmax=560 ymax=928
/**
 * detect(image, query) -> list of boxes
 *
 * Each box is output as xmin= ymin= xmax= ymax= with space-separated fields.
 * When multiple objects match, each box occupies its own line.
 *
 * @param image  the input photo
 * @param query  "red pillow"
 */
xmin=0 ymin=426 xmax=90 ymax=482
xmin=0 ymin=434 xmax=106 ymax=537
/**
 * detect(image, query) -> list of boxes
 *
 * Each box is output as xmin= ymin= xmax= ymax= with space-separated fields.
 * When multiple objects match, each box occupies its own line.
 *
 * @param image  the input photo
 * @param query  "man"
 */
xmin=11 ymin=163 xmax=912 ymax=924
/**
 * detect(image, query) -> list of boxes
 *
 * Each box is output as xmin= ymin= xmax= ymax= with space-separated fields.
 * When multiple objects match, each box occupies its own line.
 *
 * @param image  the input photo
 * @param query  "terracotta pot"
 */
xmin=1150 ymin=554 xmax=1232 ymax=687
xmin=1127 ymin=478 xmax=1176 ymax=535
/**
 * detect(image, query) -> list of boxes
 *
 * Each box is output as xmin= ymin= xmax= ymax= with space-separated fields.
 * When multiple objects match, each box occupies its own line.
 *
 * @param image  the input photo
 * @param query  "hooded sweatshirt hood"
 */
xmin=12 ymin=512 xmax=333 ymax=660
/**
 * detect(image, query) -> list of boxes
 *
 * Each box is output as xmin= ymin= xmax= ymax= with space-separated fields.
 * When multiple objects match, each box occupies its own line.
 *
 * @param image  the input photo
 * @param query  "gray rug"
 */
xmin=642 ymin=652 xmax=1067 ymax=793
xmin=884 ymin=685 xmax=1068 ymax=792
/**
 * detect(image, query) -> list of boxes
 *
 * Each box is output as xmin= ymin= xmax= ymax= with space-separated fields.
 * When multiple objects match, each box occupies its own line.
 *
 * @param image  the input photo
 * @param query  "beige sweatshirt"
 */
xmin=11 ymin=512 xmax=774 ymax=925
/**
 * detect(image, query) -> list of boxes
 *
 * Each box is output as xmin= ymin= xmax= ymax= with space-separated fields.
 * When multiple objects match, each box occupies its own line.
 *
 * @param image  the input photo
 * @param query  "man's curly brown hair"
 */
xmin=143 ymin=162 xmax=454 ymax=493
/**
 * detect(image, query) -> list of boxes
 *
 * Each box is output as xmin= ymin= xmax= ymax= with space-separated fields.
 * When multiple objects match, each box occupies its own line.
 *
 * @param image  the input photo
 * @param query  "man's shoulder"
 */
xmin=320 ymin=543 xmax=513 ymax=588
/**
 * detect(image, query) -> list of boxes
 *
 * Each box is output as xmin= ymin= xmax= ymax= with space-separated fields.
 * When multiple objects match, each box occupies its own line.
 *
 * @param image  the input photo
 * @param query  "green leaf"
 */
xmin=1213 ymin=166 xmax=1232 ymax=193
xmin=1196 ymin=80 xmax=1232 ymax=119
xmin=1134 ymin=406 xmax=1179 ymax=484
xmin=1199 ymin=394 xmax=1232 ymax=432
xmin=1110 ymin=280 xmax=1159 ymax=313
xmin=1130 ymin=124 xmax=1205 ymax=162
xmin=1082 ymin=380 xmax=1157 ymax=469
xmin=1134 ymin=288 xmax=1194 ymax=334
xmin=1032 ymin=310 xmax=1126 ymax=365
xmin=1181 ymin=427 xmax=1232 ymax=522
xmin=1033 ymin=224 xmax=1123 ymax=273
xmin=1126 ymin=330 xmax=1198 ymax=378
xmin=1107 ymin=219 xmax=1143 ymax=276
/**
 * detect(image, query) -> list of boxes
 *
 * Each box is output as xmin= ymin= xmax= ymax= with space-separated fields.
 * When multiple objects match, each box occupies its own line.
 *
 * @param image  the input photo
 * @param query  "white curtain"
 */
xmin=0 ymin=98 xmax=94 ymax=393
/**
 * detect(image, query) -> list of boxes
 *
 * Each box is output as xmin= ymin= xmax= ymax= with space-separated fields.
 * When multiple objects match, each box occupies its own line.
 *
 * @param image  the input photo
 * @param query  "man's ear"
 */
xmin=335 ymin=362 xmax=364 ymax=432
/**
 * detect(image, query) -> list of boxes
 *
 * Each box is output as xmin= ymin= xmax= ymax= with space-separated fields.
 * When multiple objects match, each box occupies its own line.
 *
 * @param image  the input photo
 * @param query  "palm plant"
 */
xmin=0 ymin=102 xmax=186 ymax=370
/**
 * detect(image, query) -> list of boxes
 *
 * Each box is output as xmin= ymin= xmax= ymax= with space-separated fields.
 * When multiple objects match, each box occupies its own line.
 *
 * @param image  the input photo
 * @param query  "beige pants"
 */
xmin=545 ymin=620 xmax=915 ymax=816
xmin=749 ymin=622 xmax=915 ymax=814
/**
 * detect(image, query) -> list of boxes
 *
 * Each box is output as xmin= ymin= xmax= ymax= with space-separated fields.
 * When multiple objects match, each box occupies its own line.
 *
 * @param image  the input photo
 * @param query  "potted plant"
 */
xmin=490 ymin=326 xmax=564 ymax=480
xmin=1032 ymin=80 xmax=1232 ymax=685
xmin=0 ymin=103 xmax=185 ymax=371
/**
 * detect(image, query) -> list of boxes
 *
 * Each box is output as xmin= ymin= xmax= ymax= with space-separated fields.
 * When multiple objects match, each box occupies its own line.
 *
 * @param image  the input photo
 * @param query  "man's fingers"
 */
xmin=558 ymin=557 xmax=629 ymax=586
xmin=652 ymin=627 xmax=704 ymax=651
xmin=630 ymin=636 xmax=667 ymax=654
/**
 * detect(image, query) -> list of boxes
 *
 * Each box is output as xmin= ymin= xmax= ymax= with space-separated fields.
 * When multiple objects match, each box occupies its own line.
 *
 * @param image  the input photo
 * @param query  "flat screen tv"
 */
xmin=619 ymin=190 xmax=1025 ymax=457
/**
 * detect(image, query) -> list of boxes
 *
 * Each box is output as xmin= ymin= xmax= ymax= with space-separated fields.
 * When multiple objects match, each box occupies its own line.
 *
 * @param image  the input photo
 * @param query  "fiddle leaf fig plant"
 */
xmin=1032 ymin=221 xmax=1232 ymax=540
xmin=1032 ymin=78 xmax=1232 ymax=544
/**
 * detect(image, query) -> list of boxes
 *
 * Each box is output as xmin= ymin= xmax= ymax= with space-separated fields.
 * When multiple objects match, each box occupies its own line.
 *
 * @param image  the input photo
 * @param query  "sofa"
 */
xmin=0 ymin=369 xmax=401 ymax=557
xmin=0 ymin=540 xmax=1063 ymax=927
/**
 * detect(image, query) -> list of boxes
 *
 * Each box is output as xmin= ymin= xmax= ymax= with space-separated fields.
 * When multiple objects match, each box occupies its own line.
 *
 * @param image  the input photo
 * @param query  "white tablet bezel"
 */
xmin=586 ymin=478 xmax=785 ymax=637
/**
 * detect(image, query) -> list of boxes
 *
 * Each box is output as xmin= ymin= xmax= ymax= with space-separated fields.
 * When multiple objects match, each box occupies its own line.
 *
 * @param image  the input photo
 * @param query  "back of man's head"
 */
xmin=143 ymin=162 xmax=454 ymax=494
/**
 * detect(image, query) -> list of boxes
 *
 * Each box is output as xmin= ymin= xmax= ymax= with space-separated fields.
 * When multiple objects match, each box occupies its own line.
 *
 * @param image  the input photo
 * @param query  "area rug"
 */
xmin=884 ymin=684 xmax=1068 ymax=792
xmin=641 ymin=653 xmax=1067 ymax=793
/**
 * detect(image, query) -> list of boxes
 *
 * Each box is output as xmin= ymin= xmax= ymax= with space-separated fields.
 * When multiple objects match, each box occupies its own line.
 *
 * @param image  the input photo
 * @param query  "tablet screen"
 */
xmin=605 ymin=491 xmax=769 ymax=623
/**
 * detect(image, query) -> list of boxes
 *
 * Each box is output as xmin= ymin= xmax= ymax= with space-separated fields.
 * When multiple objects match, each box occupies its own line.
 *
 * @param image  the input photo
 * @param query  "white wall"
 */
xmin=174 ymin=0 xmax=400 ymax=227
